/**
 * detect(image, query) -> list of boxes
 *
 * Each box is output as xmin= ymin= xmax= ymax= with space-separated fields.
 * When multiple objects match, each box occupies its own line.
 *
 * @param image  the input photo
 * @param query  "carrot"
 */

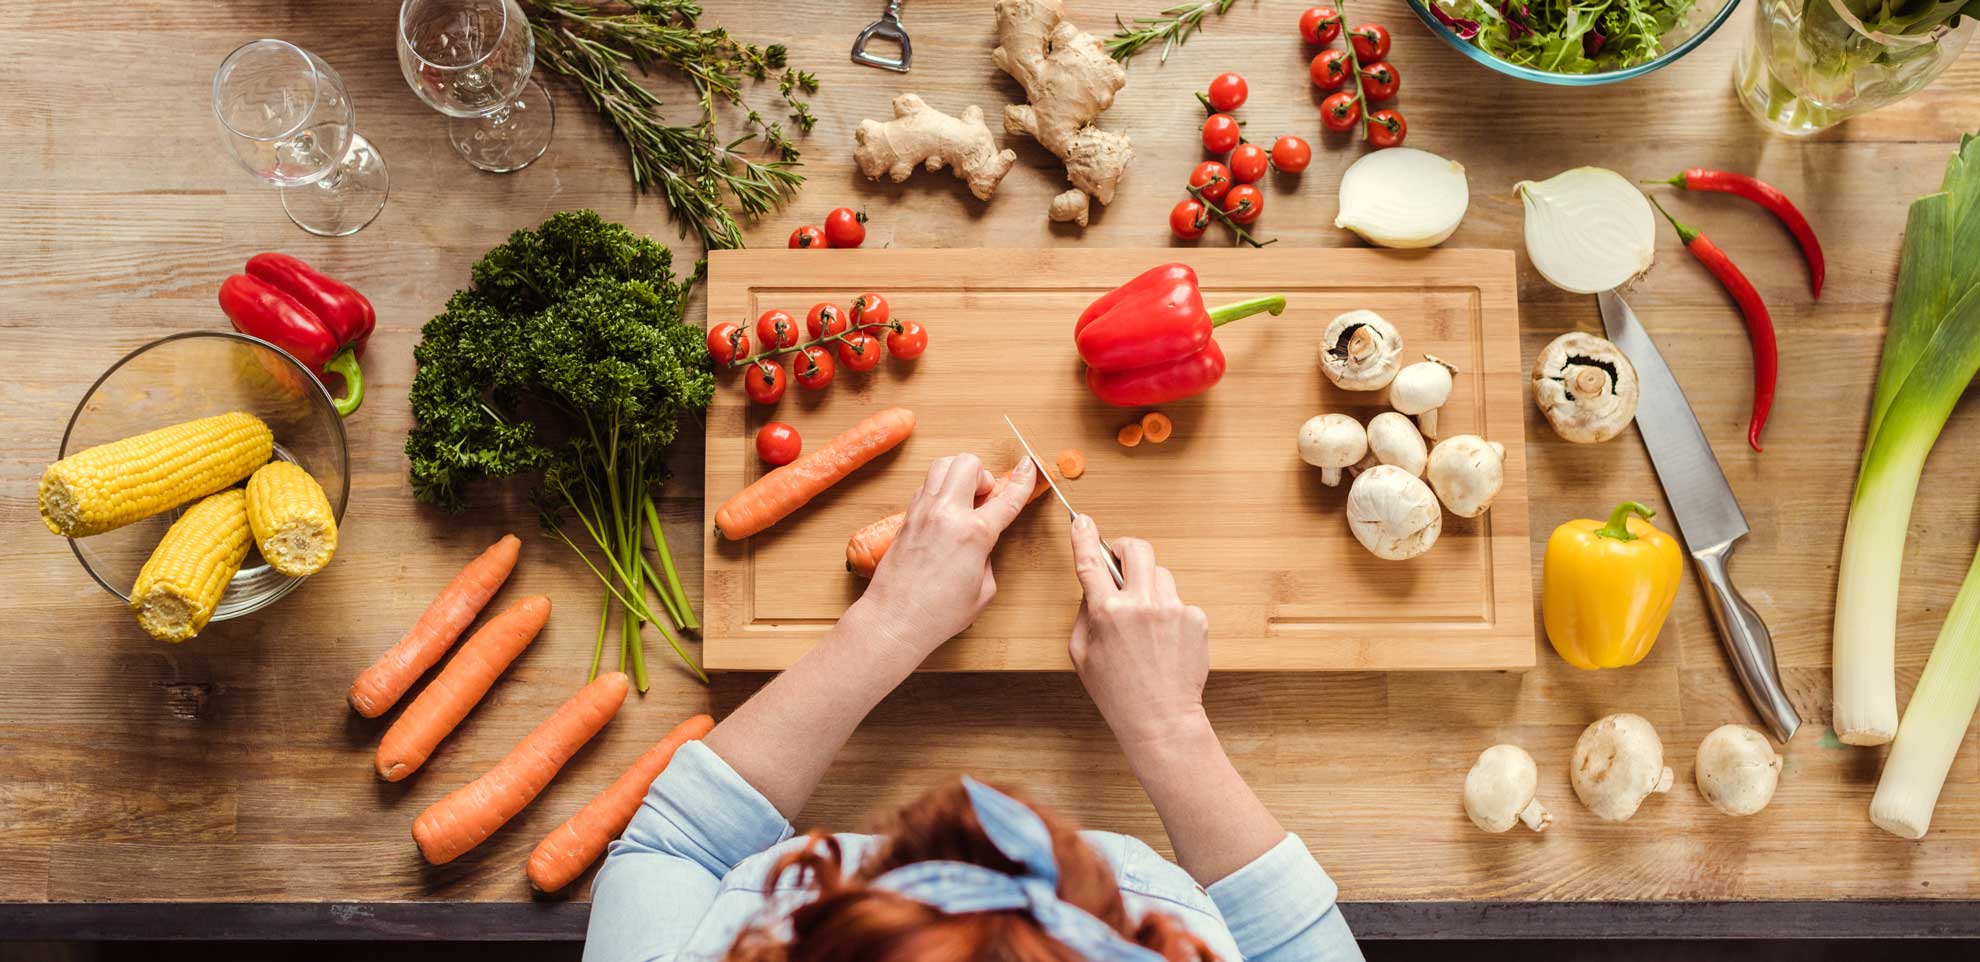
xmin=1140 ymin=411 xmax=1173 ymax=443
xmin=844 ymin=464 xmax=1050 ymax=577
xmin=1056 ymin=448 xmax=1085 ymax=480
xmin=525 ymin=713 xmax=715 ymax=892
xmin=375 ymin=596 xmax=552 ymax=783
xmin=1117 ymin=423 xmax=1144 ymax=447
xmin=714 ymin=407 xmax=915 ymax=540
xmin=350 ymin=534 xmax=521 ymax=718
xmin=411 ymin=672 xmax=630 ymax=865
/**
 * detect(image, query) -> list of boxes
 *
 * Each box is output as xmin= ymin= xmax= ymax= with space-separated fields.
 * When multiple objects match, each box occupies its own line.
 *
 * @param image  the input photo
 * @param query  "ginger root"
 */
xmin=992 ymin=0 xmax=1131 ymax=223
xmin=854 ymin=93 xmax=1017 ymax=202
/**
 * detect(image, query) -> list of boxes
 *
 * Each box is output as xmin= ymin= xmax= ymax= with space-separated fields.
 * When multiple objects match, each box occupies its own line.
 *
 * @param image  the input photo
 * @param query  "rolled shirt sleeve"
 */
xmin=1205 ymin=833 xmax=1362 ymax=962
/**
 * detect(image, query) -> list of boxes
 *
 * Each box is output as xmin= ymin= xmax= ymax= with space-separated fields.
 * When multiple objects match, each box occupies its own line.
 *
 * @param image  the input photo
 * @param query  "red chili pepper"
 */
xmin=1074 ymin=263 xmax=1285 ymax=406
xmin=1648 ymin=197 xmax=1778 ymax=452
xmin=218 ymin=253 xmax=373 ymax=416
xmin=1655 ymin=169 xmax=1824 ymax=298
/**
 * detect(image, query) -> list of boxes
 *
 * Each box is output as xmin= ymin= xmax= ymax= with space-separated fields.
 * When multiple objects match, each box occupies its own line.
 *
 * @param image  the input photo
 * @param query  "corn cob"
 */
xmin=131 ymin=489 xmax=253 ymax=642
xmin=246 ymin=461 xmax=338 ymax=576
xmin=39 ymin=412 xmax=273 ymax=538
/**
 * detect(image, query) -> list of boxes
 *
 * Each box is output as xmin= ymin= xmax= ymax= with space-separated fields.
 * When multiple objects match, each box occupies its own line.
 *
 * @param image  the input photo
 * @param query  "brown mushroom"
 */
xmin=1531 ymin=332 xmax=1638 ymax=443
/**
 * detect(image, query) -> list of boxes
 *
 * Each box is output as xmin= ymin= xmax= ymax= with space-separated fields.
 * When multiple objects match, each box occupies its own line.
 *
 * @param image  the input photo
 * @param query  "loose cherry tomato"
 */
xmin=1201 ymin=113 xmax=1241 ymax=153
xmin=823 ymin=207 xmax=866 ymax=248
xmin=1350 ymin=23 xmax=1392 ymax=61
xmin=1359 ymin=60 xmax=1400 ymax=101
xmin=787 ymin=225 xmax=828 ymax=249
xmin=1321 ymin=91 xmax=1362 ymax=132
xmin=793 ymin=344 xmax=836 ymax=390
xmin=744 ymin=360 xmax=787 ymax=404
xmin=1368 ymin=109 xmax=1408 ymax=148
xmin=1270 ymin=136 xmax=1312 ymax=174
xmin=754 ymin=309 xmax=800 ymax=350
xmin=1228 ymin=143 xmax=1269 ymax=184
xmin=1206 ymin=72 xmax=1248 ymax=112
xmin=806 ymin=302 xmax=846 ymax=339
xmin=706 ymin=322 xmax=749 ymax=366
xmin=886 ymin=320 xmax=928 ymax=359
xmin=849 ymin=292 xmax=890 ymax=330
xmin=1299 ymin=5 xmax=1342 ymax=44
xmin=1222 ymin=184 xmax=1264 ymax=225
xmin=837 ymin=331 xmax=883 ymax=371
xmin=1170 ymin=198 xmax=1209 ymax=239
xmin=1188 ymin=161 xmax=1232 ymax=202
xmin=1310 ymin=49 xmax=1352 ymax=91
xmin=756 ymin=422 xmax=801 ymax=466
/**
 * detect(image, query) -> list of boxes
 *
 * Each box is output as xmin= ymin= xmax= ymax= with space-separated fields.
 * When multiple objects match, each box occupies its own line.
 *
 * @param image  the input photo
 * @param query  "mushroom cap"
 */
xmin=1366 ymin=411 xmax=1427 ymax=476
xmin=1463 ymin=744 xmax=1544 ymax=833
xmin=1532 ymin=332 xmax=1639 ymax=443
xmin=1695 ymin=724 xmax=1782 ymax=817
xmin=1389 ymin=355 xmax=1455 ymax=416
xmin=1346 ymin=465 xmax=1442 ymax=560
xmin=1571 ymin=713 xmax=1673 ymax=822
xmin=1298 ymin=413 xmax=1368 ymax=469
xmin=1426 ymin=434 xmax=1506 ymax=518
xmin=1321 ymin=310 xmax=1404 ymax=391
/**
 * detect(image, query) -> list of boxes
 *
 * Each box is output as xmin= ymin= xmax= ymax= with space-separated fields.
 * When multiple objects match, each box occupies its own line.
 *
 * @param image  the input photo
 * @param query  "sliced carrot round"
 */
xmin=1140 ymin=411 xmax=1173 ymax=443
xmin=1056 ymin=448 xmax=1086 ymax=480
xmin=1117 ymin=423 xmax=1144 ymax=447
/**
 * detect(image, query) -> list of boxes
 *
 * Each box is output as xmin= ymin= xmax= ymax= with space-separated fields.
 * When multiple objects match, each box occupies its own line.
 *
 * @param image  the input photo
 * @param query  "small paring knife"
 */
xmin=1003 ymin=416 xmax=1126 ymax=588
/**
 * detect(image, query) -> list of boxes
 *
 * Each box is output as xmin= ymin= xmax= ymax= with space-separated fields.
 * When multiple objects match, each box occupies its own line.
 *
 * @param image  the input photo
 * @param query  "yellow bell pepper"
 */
xmin=1543 ymin=501 xmax=1683 ymax=670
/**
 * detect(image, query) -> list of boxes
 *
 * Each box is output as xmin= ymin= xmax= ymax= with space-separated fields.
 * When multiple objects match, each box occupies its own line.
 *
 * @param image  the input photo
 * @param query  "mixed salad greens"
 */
xmin=1428 ymin=0 xmax=1697 ymax=73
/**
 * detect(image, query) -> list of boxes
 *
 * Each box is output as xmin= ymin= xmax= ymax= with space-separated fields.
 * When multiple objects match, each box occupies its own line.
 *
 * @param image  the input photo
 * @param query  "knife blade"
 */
xmin=1004 ymin=416 xmax=1126 ymax=588
xmin=1598 ymin=289 xmax=1801 ymax=741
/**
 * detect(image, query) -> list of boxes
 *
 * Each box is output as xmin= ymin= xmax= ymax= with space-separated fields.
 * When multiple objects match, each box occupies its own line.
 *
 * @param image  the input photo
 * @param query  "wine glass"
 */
xmin=213 ymin=39 xmax=389 ymax=237
xmin=397 ymin=0 xmax=555 ymax=173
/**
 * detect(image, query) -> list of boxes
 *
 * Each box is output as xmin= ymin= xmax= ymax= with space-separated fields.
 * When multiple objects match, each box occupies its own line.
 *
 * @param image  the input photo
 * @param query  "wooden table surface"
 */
xmin=5 ymin=0 xmax=1980 ymax=939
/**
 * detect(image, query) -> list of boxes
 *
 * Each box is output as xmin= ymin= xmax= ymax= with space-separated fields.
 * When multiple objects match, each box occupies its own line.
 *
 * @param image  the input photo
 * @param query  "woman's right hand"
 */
xmin=1068 ymin=517 xmax=1211 ymax=748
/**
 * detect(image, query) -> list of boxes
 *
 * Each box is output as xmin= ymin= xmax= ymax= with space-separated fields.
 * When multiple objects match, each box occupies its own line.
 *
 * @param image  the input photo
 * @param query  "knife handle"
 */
xmin=1692 ymin=541 xmax=1801 ymax=743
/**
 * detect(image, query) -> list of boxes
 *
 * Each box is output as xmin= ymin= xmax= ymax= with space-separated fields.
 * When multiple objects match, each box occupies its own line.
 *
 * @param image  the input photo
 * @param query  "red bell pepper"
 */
xmin=1075 ymin=263 xmax=1285 ymax=406
xmin=218 ymin=253 xmax=373 ymax=416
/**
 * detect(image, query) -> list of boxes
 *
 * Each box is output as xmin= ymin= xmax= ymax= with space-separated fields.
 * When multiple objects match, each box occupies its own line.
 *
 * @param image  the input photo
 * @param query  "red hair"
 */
xmin=724 ymin=780 xmax=1219 ymax=962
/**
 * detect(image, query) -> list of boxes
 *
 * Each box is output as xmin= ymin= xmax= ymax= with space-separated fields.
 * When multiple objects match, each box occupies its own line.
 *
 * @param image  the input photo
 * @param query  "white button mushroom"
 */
xmin=1463 ymin=744 xmax=1552 ymax=834
xmin=1425 ymin=435 xmax=1506 ymax=519
xmin=1346 ymin=465 xmax=1441 ymax=560
xmin=1570 ymin=713 xmax=1673 ymax=822
xmin=1389 ymin=355 xmax=1456 ymax=438
xmin=1532 ymin=332 xmax=1640 ymax=444
xmin=1297 ymin=413 xmax=1367 ymax=487
xmin=1320 ymin=310 xmax=1403 ymax=391
xmin=1365 ymin=411 xmax=1427 ymax=477
xmin=1694 ymin=724 xmax=1783 ymax=817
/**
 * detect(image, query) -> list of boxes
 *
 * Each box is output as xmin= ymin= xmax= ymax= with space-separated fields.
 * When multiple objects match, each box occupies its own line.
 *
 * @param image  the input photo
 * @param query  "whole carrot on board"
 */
xmin=714 ymin=407 xmax=916 ymax=541
xmin=412 ymin=672 xmax=631 ymax=865
xmin=1648 ymin=169 xmax=1825 ymax=298
xmin=1647 ymin=197 xmax=1779 ymax=452
xmin=349 ymin=534 xmax=521 ymax=718
xmin=375 ymin=596 xmax=552 ymax=782
xmin=526 ymin=713 xmax=715 ymax=892
xmin=845 ymin=461 xmax=1047 ymax=577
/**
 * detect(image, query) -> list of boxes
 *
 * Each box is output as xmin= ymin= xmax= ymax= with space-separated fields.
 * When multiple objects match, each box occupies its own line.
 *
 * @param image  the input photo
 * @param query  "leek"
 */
xmin=1833 ymin=133 xmax=1980 ymax=745
xmin=1871 ymin=546 xmax=1980 ymax=838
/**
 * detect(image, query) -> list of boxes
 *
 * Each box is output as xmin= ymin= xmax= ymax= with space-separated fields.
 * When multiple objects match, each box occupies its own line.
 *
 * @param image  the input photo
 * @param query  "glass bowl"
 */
xmin=56 ymin=331 xmax=350 ymax=623
xmin=1405 ymin=0 xmax=1742 ymax=85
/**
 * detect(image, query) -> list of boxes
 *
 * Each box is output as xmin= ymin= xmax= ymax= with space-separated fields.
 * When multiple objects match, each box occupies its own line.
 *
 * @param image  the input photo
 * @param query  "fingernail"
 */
xmin=1074 ymin=514 xmax=1092 ymax=531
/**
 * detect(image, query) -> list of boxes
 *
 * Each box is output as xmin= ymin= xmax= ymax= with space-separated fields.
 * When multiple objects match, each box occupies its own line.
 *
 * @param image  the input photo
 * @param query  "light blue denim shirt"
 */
xmin=584 ymin=741 xmax=1362 ymax=962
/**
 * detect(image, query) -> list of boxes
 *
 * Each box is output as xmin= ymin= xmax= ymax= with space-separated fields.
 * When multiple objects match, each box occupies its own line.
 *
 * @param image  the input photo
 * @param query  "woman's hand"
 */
xmin=856 ymin=454 xmax=1037 ymax=659
xmin=1068 ymin=519 xmax=1211 ymax=748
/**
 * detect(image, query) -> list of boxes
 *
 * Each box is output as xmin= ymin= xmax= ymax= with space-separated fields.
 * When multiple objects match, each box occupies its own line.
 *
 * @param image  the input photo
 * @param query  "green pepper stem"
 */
xmin=322 ymin=347 xmax=364 ymax=417
xmin=1645 ymin=195 xmax=1700 ymax=246
xmin=1642 ymin=173 xmax=1688 ymax=188
xmin=1597 ymin=501 xmax=1656 ymax=541
xmin=1208 ymin=295 xmax=1287 ymax=327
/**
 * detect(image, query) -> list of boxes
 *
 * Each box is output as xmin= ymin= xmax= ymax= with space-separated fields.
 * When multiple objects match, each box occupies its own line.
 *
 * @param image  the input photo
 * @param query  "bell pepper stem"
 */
xmin=322 ymin=347 xmax=365 ymax=417
xmin=1597 ymin=501 xmax=1656 ymax=542
xmin=1208 ymin=295 xmax=1288 ymax=328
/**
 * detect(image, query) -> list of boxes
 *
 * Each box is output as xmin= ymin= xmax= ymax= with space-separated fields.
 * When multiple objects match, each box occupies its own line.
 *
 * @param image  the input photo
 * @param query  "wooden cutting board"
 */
xmin=702 ymin=248 xmax=1533 ymax=672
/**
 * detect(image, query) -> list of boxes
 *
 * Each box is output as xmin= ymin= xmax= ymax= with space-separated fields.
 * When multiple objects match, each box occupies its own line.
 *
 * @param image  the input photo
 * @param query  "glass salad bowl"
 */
xmin=56 ymin=331 xmax=350 ymax=623
xmin=1406 ymin=0 xmax=1742 ymax=85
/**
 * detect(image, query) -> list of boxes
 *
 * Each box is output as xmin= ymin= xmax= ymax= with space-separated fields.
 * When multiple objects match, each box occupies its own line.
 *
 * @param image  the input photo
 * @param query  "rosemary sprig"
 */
xmin=1106 ymin=0 xmax=1239 ymax=63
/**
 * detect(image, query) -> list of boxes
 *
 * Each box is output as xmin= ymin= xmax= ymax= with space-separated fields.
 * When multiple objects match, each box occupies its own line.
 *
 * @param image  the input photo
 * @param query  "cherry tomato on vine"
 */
xmin=1298 ymin=5 xmax=1342 ymax=44
xmin=706 ymin=322 xmax=748 ymax=366
xmin=1170 ymin=198 xmax=1209 ymax=239
xmin=1270 ymin=136 xmax=1312 ymax=174
xmin=806 ymin=302 xmax=846 ymax=339
xmin=794 ymin=344 xmax=836 ymax=390
xmin=744 ymin=360 xmax=787 ymax=404
xmin=1321 ymin=91 xmax=1362 ymax=132
xmin=1188 ymin=161 xmax=1232 ymax=202
xmin=755 ymin=309 xmax=800 ymax=350
xmin=756 ymin=422 xmax=801 ymax=466
xmin=886 ymin=320 xmax=928 ymax=359
xmin=788 ymin=225 xmax=828 ymax=249
xmin=823 ymin=207 xmax=866 ymax=248
xmin=1368 ymin=109 xmax=1408 ymax=148
xmin=849 ymin=292 xmax=890 ymax=330
xmin=1206 ymin=72 xmax=1248 ymax=112
xmin=837 ymin=331 xmax=883 ymax=371
xmin=1359 ymin=61 xmax=1401 ymax=101
xmin=1310 ymin=49 xmax=1352 ymax=91
xmin=1350 ymin=23 xmax=1392 ymax=61
xmin=1222 ymin=184 xmax=1264 ymax=225
xmin=1201 ymin=113 xmax=1241 ymax=153
xmin=1228 ymin=143 xmax=1269 ymax=184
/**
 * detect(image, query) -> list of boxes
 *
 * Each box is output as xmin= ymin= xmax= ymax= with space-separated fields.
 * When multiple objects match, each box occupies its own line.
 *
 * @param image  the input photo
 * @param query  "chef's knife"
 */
xmin=1004 ymin=416 xmax=1126 ymax=588
xmin=1598 ymin=290 xmax=1801 ymax=742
